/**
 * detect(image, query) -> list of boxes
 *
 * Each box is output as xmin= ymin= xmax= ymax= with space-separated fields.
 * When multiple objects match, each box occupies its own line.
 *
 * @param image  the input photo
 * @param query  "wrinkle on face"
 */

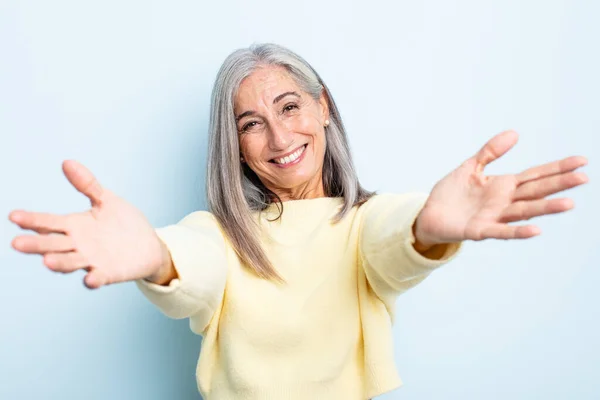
xmin=234 ymin=65 xmax=329 ymax=201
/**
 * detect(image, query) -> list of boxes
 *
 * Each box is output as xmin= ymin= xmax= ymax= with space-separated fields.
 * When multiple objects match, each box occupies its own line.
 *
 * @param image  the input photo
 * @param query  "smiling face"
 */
xmin=234 ymin=65 xmax=329 ymax=201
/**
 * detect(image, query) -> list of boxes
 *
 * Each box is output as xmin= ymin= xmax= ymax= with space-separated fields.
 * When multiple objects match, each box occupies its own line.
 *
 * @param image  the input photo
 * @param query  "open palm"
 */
xmin=9 ymin=161 xmax=168 ymax=289
xmin=414 ymin=130 xmax=589 ymax=246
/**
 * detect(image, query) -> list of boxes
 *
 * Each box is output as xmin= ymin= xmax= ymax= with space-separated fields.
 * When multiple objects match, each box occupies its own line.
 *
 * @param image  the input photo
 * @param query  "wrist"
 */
xmin=412 ymin=216 xmax=439 ymax=252
xmin=145 ymin=240 xmax=175 ymax=285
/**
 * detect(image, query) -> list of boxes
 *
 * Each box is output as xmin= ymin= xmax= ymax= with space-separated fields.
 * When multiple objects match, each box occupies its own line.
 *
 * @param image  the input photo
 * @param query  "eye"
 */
xmin=283 ymin=103 xmax=299 ymax=113
xmin=241 ymin=121 xmax=259 ymax=132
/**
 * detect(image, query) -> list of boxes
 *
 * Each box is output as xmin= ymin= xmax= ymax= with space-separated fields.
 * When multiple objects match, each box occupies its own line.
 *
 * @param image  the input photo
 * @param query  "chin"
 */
xmin=276 ymin=170 xmax=320 ymax=190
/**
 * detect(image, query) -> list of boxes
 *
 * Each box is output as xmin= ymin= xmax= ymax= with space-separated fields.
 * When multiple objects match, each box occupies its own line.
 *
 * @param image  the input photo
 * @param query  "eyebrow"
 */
xmin=235 ymin=91 xmax=301 ymax=122
xmin=273 ymin=91 xmax=300 ymax=104
xmin=235 ymin=110 xmax=255 ymax=122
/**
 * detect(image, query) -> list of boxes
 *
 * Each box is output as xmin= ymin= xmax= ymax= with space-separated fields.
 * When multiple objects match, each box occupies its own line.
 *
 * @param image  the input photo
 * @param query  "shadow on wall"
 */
xmin=131 ymin=291 xmax=204 ymax=400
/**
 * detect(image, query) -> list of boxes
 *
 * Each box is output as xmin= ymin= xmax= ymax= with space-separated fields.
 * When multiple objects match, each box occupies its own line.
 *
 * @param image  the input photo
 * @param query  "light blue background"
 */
xmin=1 ymin=0 xmax=598 ymax=399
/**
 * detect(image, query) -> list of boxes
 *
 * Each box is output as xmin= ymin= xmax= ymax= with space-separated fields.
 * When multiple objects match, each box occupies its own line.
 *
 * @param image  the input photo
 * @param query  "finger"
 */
xmin=84 ymin=269 xmax=108 ymax=289
xmin=480 ymin=223 xmax=541 ymax=240
xmin=500 ymin=198 xmax=574 ymax=223
xmin=473 ymin=130 xmax=519 ymax=172
xmin=12 ymin=234 xmax=75 ymax=254
xmin=44 ymin=251 xmax=89 ymax=273
xmin=514 ymin=171 xmax=589 ymax=201
xmin=517 ymin=155 xmax=588 ymax=184
xmin=8 ymin=210 xmax=68 ymax=234
xmin=62 ymin=160 xmax=104 ymax=206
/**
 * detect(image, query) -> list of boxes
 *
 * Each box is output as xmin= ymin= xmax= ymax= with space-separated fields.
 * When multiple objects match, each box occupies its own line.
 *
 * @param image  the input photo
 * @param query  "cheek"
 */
xmin=286 ymin=116 xmax=325 ymax=154
xmin=294 ymin=115 xmax=320 ymax=133
xmin=240 ymin=136 xmax=263 ymax=161
xmin=315 ymin=132 xmax=326 ymax=159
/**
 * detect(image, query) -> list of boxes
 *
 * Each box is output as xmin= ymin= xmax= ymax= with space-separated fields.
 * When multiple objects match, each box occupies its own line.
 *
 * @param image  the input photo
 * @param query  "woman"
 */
xmin=9 ymin=43 xmax=588 ymax=399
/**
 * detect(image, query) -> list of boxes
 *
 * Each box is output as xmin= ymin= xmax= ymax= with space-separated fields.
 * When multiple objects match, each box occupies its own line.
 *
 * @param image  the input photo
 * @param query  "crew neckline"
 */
xmin=264 ymin=196 xmax=342 ymax=209
xmin=255 ymin=197 xmax=345 ymax=245
xmin=261 ymin=197 xmax=344 ymax=218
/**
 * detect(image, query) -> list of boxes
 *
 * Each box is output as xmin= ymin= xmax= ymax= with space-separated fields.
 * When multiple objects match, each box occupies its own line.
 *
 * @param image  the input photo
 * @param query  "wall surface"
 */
xmin=1 ymin=0 xmax=598 ymax=399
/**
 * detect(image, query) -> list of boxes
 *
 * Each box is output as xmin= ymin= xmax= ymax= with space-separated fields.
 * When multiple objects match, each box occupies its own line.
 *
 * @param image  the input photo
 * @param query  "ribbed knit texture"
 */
xmin=136 ymin=193 xmax=462 ymax=399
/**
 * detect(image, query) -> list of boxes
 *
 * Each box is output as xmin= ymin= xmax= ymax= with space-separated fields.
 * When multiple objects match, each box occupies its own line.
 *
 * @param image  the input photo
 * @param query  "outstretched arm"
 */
xmin=359 ymin=130 xmax=587 ymax=316
xmin=412 ymin=130 xmax=588 ymax=247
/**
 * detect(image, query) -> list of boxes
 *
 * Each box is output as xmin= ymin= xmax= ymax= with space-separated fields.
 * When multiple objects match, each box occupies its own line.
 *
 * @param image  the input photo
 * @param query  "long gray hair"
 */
xmin=206 ymin=43 xmax=373 ymax=281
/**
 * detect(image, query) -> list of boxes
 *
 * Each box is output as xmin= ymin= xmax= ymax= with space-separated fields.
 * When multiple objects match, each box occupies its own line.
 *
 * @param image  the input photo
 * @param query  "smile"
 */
xmin=269 ymin=144 xmax=307 ymax=167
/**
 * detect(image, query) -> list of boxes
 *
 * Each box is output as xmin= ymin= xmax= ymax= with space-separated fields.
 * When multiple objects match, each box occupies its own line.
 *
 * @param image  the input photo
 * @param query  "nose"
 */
xmin=267 ymin=119 xmax=293 ymax=152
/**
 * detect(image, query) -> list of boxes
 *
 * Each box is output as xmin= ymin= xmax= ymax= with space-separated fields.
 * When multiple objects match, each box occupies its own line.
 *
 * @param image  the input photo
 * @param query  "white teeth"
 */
xmin=275 ymin=145 xmax=305 ymax=165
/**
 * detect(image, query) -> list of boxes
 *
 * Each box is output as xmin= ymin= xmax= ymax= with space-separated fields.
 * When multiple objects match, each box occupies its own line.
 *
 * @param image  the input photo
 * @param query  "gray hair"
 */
xmin=206 ymin=43 xmax=373 ymax=281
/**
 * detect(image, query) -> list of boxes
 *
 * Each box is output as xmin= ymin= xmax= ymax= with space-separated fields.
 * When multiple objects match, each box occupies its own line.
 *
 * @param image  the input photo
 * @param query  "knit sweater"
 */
xmin=135 ymin=193 xmax=462 ymax=400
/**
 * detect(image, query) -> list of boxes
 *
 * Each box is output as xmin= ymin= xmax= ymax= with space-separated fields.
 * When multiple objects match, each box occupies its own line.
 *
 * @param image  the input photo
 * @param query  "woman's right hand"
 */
xmin=9 ymin=160 xmax=172 ymax=289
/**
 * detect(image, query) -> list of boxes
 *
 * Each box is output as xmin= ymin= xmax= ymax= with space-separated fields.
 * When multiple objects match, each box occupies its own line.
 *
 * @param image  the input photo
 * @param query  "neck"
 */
xmin=268 ymin=178 xmax=325 ymax=202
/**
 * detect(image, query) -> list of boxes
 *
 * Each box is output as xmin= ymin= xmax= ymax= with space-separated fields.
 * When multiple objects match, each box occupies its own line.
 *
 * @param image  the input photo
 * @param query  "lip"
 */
xmin=271 ymin=144 xmax=306 ymax=160
xmin=270 ymin=144 xmax=308 ymax=169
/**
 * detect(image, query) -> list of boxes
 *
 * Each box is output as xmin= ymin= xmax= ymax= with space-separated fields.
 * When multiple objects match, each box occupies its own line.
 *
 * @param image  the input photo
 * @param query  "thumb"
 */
xmin=83 ymin=268 xmax=107 ymax=289
xmin=62 ymin=160 xmax=104 ymax=206
xmin=472 ymin=130 xmax=519 ymax=172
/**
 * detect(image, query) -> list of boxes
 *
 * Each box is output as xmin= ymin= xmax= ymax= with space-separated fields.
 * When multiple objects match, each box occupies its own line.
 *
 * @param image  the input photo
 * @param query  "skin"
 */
xmin=414 ymin=132 xmax=589 ymax=247
xmin=7 ymin=67 xmax=589 ymax=288
xmin=235 ymin=66 xmax=329 ymax=201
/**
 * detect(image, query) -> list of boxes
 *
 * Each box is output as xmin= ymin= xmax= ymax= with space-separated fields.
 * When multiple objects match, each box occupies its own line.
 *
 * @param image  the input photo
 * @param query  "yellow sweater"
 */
xmin=136 ymin=193 xmax=461 ymax=400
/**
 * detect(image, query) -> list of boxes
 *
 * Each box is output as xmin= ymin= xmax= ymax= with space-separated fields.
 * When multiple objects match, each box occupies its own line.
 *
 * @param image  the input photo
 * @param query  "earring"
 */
xmin=240 ymin=156 xmax=244 ymax=163
xmin=324 ymin=119 xmax=330 ymax=127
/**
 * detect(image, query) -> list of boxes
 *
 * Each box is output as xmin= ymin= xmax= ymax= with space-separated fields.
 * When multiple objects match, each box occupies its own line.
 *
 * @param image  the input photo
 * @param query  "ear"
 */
xmin=318 ymin=89 xmax=330 ymax=123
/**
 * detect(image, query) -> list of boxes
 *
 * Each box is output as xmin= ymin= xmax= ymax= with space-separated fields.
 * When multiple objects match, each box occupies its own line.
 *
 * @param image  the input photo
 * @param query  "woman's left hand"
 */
xmin=414 ymin=130 xmax=589 ymax=247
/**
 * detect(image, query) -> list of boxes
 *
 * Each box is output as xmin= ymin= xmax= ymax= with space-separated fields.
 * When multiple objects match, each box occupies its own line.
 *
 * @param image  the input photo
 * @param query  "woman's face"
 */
xmin=234 ymin=65 xmax=329 ymax=201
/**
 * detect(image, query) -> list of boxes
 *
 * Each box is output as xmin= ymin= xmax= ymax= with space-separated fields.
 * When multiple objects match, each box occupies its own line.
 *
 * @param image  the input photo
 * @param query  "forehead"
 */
xmin=234 ymin=66 xmax=300 ymax=110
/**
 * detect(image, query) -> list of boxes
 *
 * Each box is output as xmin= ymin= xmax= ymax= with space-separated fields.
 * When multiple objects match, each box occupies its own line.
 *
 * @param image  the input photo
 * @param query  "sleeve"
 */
xmin=358 ymin=193 xmax=462 ymax=316
xmin=135 ymin=211 xmax=227 ymax=334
